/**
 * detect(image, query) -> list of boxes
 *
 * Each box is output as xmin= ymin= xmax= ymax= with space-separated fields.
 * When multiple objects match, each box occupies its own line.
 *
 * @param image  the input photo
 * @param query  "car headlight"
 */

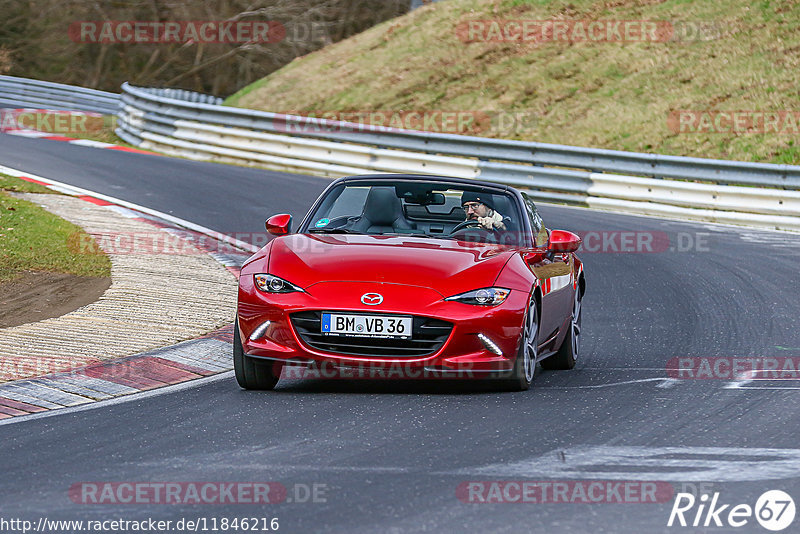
xmin=254 ymin=274 xmax=304 ymax=293
xmin=445 ymin=287 xmax=510 ymax=306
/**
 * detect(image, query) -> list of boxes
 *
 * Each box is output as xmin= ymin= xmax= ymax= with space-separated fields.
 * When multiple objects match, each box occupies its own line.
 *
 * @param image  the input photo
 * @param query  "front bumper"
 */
xmin=237 ymin=280 xmax=528 ymax=375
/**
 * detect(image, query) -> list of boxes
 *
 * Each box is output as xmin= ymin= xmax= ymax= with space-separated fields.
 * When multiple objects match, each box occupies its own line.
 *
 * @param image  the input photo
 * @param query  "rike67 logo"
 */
xmin=668 ymin=490 xmax=795 ymax=531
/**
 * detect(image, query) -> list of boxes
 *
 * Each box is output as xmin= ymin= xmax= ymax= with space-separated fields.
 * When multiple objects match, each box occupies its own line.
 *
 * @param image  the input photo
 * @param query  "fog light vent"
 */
xmin=478 ymin=333 xmax=503 ymax=356
xmin=251 ymin=320 xmax=271 ymax=340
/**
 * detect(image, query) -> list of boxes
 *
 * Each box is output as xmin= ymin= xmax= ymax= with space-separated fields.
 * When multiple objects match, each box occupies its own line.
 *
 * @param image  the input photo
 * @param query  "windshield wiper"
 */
xmin=375 ymin=232 xmax=456 ymax=240
xmin=308 ymin=228 xmax=362 ymax=234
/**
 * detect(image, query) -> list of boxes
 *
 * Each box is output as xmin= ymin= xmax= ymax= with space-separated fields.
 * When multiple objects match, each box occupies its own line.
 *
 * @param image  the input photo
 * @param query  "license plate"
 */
xmin=321 ymin=313 xmax=412 ymax=339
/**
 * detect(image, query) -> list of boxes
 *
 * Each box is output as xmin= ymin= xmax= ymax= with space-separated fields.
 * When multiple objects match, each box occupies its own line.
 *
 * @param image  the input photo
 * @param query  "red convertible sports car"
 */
xmin=235 ymin=174 xmax=585 ymax=391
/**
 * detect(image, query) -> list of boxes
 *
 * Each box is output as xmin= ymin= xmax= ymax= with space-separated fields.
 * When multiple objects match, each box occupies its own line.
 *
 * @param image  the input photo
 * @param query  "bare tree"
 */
xmin=0 ymin=48 xmax=12 ymax=74
xmin=0 ymin=0 xmax=411 ymax=95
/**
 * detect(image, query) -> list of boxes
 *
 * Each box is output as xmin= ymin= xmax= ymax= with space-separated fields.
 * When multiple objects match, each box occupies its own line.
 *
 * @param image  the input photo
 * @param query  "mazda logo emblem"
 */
xmin=361 ymin=293 xmax=384 ymax=305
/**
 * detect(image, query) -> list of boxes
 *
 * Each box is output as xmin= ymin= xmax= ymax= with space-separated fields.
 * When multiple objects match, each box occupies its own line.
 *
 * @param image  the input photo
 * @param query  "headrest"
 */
xmin=363 ymin=187 xmax=401 ymax=224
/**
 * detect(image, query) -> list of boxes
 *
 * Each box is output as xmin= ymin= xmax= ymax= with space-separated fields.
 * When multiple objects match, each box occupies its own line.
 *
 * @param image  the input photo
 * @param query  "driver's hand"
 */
xmin=477 ymin=216 xmax=495 ymax=230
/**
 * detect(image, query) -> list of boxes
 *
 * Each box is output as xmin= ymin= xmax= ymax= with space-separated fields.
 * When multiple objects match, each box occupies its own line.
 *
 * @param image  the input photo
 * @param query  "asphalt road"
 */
xmin=2 ymin=132 xmax=800 ymax=533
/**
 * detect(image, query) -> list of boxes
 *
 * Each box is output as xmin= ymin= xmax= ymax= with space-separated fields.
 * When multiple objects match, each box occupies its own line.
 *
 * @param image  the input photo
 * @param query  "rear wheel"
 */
xmin=498 ymin=296 xmax=538 ymax=391
xmin=541 ymin=284 xmax=582 ymax=371
xmin=233 ymin=319 xmax=282 ymax=390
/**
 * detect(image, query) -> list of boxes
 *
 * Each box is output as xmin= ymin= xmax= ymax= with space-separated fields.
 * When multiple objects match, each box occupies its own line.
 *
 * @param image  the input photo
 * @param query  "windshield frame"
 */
xmin=297 ymin=177 xmax=533 ymax=247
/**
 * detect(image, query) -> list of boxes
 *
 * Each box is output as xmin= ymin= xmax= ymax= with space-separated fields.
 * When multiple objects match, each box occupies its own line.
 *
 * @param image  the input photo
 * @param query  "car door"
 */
xmin=521 ymin=194 xmax=573 ymax=346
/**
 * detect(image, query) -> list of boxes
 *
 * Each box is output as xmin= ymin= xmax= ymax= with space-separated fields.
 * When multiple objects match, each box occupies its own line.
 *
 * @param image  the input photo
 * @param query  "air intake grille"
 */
xmin=290 ymin=311 xmax=452 ymax=358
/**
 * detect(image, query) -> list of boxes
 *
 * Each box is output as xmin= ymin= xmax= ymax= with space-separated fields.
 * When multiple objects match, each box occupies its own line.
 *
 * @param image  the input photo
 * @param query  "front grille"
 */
xmin=290 ymin=311 xmax=453 ymax=358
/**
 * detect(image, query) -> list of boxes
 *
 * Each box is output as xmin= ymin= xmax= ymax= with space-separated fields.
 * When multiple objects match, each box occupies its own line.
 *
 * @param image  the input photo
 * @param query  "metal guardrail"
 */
xmin=0 ymin=76 xmax=221 ymax=116
xmin=0 ymin=75 xmax=121 ymax=114
xmin=2 ymin=77 xmax=798 ymax=231
xmin=117 ymin=82 xmax=800 ymax=231
xmin=119 ymin=83 xmax=800 ymax=190
xmin=137 ymin=87 xmax=223 ymax=106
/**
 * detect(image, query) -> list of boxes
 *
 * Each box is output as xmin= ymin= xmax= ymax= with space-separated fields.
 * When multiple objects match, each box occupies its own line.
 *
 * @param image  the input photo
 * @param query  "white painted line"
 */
xmin=729 ymin=386 xmax=800 ymax=390
xmin=69 ymin=139 xmax=115 ymax=148
xmin=0 ymin=164 xmax=258 ymax=253
xmin=102 ymin=205 xmax=141 ymax=218
xmin=228 ymin=464 xmax=414 ymax=473
xmin=46 ymin=184 xmax=82 ymax=195
xmin=579 ymin=368 xmax=673 ymax=371
xmin=0 ymin=371 xmax=235 ymax=426
xmin=537 ymin=377 xmax=675 ymax=389
xmin=448 ymin=446 xmax=800 ymax=481
xmin=655 ymin=378 xmax=679 ymax=389
xmin=3 ymin=130 xmax=51 ymax=138
xmin=724 ymin=370 xmax=756 ymax=389
xmin=724 ymin=381 xmax=753 ymax=389
xmin=724 ymin=369 xmax=800 ymax=390
xmin=741 ymin=378 xmax=800 ymax=381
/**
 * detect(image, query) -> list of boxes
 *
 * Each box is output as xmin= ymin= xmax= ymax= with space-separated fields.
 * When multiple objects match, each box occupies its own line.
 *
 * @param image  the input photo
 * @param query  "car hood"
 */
xmin=266 ymin=233 xmax=517 ymax=296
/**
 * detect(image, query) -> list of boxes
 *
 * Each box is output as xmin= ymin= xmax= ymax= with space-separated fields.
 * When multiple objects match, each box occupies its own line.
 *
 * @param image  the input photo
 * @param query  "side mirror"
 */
xmin=265 ymin=214 xmax=292 ymax=235
xmin=548 ymin=229 xmax=581 ymax=253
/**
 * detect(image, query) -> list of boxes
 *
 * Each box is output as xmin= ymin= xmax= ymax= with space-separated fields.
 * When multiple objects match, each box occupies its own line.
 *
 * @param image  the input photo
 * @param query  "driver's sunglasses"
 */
xmin=462 ymin=202 xmax=482 ymax=212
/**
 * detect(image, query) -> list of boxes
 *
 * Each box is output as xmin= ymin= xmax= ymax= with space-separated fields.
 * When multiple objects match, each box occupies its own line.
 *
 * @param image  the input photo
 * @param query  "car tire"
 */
xmin=233 ymin=319 xmax=282 ymax=390
xmin=541 ymin=284 xmax=582 ymax=371
xmin=498 ymin=295 xmax=538 ymax=391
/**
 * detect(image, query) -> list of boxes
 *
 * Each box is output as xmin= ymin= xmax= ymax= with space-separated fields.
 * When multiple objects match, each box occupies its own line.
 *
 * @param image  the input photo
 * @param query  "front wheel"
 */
xmin=541 ymin=284 xmax=582 ymax=370
xmin=498 ymin=296 xmax=538 ymax=391
xmin=233 ymin=319 xmax=282 ymax=390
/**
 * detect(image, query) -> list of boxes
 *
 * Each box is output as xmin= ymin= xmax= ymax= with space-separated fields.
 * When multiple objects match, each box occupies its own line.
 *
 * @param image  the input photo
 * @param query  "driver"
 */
xmin=460 ymin=191 xmax=506 ymax=231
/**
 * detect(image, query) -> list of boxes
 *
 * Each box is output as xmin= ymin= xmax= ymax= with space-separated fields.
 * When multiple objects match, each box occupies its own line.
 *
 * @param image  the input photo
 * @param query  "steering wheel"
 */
xmin=449 ymin=219 xmax=484 ymax=234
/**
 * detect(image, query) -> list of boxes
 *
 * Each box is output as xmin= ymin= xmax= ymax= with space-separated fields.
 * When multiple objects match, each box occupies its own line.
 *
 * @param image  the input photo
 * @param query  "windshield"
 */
xmin=302 ymin=180 xmax=526 ymax=245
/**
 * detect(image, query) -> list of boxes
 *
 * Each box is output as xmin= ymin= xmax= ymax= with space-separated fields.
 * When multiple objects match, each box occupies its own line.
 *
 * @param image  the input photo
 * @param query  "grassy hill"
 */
xmin=225 ymin=0 xmax=800 ymax=164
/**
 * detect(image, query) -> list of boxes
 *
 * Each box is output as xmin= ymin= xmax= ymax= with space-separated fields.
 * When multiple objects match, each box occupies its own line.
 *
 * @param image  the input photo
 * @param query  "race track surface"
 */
xmin=1 ymin=132 xmax=799 ymax=533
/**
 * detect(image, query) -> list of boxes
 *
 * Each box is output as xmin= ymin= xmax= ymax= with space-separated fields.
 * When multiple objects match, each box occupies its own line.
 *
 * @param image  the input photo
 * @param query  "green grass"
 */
xmin=0 ymin=175 xmax=53 ymax=194
xmin=224 ymin=0 xmax=800 ymax=164
xmin=0 ymin=174 xmax=111 ymax=282
xmin=64 ymin=115 xmax=139 ymax=148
